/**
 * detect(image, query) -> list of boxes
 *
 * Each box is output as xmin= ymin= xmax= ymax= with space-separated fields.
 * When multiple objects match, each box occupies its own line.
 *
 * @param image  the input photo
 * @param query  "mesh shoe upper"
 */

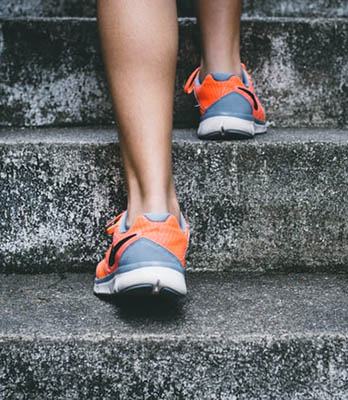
xmin=96 ymin=212 xmax=190 ymax=280
xmin=184 ymin=64 xmax=266 ymax=123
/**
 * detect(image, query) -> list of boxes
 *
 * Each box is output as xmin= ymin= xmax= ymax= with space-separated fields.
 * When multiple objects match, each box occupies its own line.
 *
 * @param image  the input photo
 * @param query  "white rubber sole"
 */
xmin=94 ymin=266 xmax=187 ymax=296
xmin=198 ymin=116 xmax=267 ymax=139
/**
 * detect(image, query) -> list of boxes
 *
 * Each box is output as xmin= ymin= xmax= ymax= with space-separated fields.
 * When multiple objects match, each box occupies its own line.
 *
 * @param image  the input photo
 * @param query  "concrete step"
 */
xmin=1 ymin=272 xmax=348 ymax=398
xmin=243 ymin=0 xmax=348 ymax=17
xmin=1 ymin=127 xmax=348 ymax=274
xmin=1 ymin=17 xmax=347 ymax=128
xmin=1 ymin=0 xmax=347 ymax=18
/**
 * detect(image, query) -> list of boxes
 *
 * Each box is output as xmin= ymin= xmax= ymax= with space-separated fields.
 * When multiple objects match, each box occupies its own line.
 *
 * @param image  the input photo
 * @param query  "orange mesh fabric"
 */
xmin=184 ymin=65 xmax=265 ymax=122
xmin=96 ymin=214 xmax=189 ymax=279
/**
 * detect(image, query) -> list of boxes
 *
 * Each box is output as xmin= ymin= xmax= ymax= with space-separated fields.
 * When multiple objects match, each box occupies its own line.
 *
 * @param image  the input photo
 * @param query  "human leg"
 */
xmin=185 ymin=0 xmax=267 ymax=140
xmin=195 ymin=0 xmax=242 ymax=80
xmin=98 ymin=0 xmax=180 ymax=227
xmin=95 ymin=0 xmax=189 ymax=296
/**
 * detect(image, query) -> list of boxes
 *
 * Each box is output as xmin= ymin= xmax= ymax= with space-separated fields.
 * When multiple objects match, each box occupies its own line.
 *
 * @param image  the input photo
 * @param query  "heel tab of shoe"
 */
xmin=144 ymin=213 xmax=171 ymax=223
xmin=211 ymin=72 xmax=234 ymax=81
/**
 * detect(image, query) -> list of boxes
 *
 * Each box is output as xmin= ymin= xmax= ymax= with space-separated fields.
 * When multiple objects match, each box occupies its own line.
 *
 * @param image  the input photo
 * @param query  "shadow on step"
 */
xmin=95 ymin=292 xmax=186 ymax=323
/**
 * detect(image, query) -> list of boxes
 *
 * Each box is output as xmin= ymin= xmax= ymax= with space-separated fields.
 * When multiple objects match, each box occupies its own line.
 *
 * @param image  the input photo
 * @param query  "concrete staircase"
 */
xmin=1 ymin=2 xmax=348 ymax=398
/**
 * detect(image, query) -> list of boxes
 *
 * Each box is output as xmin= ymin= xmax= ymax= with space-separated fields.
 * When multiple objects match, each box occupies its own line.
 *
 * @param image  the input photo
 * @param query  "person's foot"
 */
xmin=184 ymin=64 xmax=267 ymax=140
xmin=94 ymin=211 xmax=190 ymax=297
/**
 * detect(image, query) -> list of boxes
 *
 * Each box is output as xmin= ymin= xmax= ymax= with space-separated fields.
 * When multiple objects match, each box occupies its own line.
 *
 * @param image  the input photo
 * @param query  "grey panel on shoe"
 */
xmin=211 ymin=73 xmax=234 ymax=81
xmin=144 ymin=213 xmax=171 ymax=222
xmin=200 ymin=92 xmax=253 ymax=121
xmin=119 ymin=211 xmax=128 ymax=233
xmin=119 ymin=238 xmax=181 ymax=267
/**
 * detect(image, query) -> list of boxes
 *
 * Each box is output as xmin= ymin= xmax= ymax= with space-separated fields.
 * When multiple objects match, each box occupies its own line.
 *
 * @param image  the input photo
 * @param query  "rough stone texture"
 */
xmin=1 ymin=127 xmax=348 ymax=273
xmin=242 ymin=0 xmax=348 ymax=17
xmin=0 ymin=0 xmax=97 ymax=17
xmin=1 ymin=272 xmax=348 ymax=399
xmin=1 ymin=0 xmax=347 ymax=18
xmin=1 ymin=18 xmax=348 ymax=128
xmin=0 ymin=18 xmax=113 ymax=127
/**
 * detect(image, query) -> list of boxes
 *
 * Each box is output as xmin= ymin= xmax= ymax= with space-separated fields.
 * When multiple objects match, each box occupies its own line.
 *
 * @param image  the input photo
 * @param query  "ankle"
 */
xmin=126 ymin=195 xmax=180 ymax=227
xmin=200 ymin=61 xmax=242 ymax=81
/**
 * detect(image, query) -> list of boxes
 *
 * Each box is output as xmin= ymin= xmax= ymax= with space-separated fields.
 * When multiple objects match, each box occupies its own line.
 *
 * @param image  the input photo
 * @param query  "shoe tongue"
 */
xmin=241 ymin=68 xmax=249 ymax=87
xmin=144 ymin=213 xmax=170 ymax=222
xmin=120 ymin=211 xmax=129 ymax=233
xmin=211 ymin=72 xmax=234 ymax=81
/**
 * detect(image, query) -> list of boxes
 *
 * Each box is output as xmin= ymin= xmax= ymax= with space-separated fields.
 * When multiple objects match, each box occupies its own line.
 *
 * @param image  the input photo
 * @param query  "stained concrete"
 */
xmin=1 ymin=127 xmax=348 ymax=273
xmin=1 ymin=18 xmax=348 ymax=128
xmin=1 ymin=0 xmax=347 ymax=17
xmin=1 ymin=272 xmax=348 ymax=398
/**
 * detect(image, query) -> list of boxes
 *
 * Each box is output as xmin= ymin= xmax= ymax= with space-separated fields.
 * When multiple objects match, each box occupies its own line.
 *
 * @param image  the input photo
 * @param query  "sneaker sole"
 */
xmin=197 ymin=116 xmax=267 ymax=140
xmin=94 ymin=266 xmax=187 ymax=297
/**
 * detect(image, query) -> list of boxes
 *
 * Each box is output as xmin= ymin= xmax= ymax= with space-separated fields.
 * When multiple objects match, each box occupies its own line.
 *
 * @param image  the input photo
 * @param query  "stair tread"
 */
xmin=1 ymin=0 xmax=347 ymax=18
xmin=1 ymin=272 xmax=348 ymax=340
xmin=1 ymin=126 xmax=348 ymax=145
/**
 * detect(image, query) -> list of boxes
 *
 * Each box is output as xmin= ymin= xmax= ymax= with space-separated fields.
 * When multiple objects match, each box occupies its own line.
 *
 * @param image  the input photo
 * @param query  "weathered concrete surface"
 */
xmin=1 ymin=272 xmax=348 ymax=399
xmin=1 ymin=127 xmax=348 ymax=273
xmin=0 ymin=1 xmax=192 ymax=18
xmin=1 ymin=0 xmax=347 ymax=18
xmin=0 ymin=18 xmax=113 ymax=127
xmin=0 ymin=0 xmax=97 ymax=18
xmin=1 ymin=18 xmax=348 ymax=128
xmin=243 ymin=0 xmax=348 ymax=17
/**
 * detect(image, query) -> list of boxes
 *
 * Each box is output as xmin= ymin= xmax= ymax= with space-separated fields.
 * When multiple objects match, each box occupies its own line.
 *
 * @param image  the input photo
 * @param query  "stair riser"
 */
xmin=1 ymin=0 xmax=347 ymax=17
xmin=1 ymin=18 xmax=348 ymax=128
xmin=244 ymin=0 xmax=348 ymax=17
xmin=1 ymin=337 xmax=347 ymax=399
xmin=1 ymin=129 xmax=348 ymax=273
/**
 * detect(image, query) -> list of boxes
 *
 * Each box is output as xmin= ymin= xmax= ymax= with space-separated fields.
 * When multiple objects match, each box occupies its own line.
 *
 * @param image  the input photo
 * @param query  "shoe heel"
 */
xmin=115 ymin=266 xmax=187 ymax=296
xmin=198 ymin=116 xmax=255 ymax=139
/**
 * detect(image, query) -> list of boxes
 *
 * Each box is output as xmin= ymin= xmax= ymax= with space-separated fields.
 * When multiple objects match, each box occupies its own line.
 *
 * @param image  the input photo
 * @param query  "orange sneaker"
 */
xmin=94 ymin=212 xmax=190 ymax=297
xmin=184 ymin=64 xmax=267 ymax=140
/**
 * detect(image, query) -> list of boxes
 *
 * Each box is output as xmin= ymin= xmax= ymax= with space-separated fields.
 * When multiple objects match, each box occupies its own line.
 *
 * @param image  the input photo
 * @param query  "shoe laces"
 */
xmin=184 ymin=67 xmax=200 ymax=94
xmin=184 ymin=64 xmax=252 ymax=93
xmin=105 ymin=212 xmax=125 ymax=235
